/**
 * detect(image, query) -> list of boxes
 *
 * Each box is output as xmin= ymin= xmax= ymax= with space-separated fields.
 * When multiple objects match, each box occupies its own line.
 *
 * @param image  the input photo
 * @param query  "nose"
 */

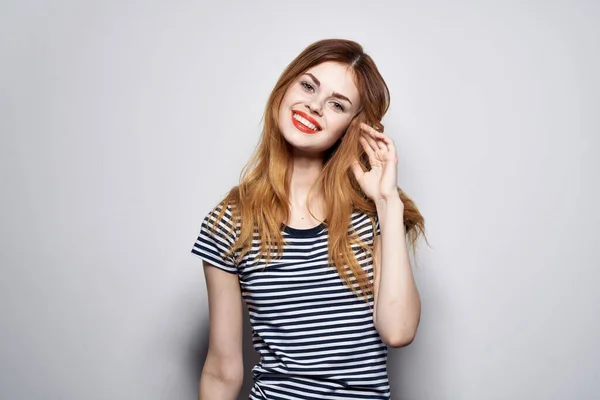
xmin=305 ymin=98 xmax=323 ymax=117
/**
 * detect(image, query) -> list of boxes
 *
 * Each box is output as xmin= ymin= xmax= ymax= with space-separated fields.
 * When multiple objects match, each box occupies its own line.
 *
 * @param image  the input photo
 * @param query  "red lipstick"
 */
xmin=291 ymin=110 xmax=322 ymax=133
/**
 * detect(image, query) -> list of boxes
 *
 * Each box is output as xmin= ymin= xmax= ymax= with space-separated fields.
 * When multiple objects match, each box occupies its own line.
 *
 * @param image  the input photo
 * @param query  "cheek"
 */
xmin=282 ymin=86 xmax=306 ymax=104
xmin=278 ymin=89 xmax=297 ymax=117
xmin=327 ymin=114 xmax=353 ymax=135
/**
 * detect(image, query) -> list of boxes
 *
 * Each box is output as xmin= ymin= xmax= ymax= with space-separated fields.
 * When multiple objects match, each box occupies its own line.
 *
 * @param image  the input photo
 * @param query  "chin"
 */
xmin=278 ymin=118 xmax=338 ymax=155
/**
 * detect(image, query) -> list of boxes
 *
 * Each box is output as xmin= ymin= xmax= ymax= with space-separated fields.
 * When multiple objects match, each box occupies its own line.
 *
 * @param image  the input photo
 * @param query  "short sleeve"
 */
xmin=191 ymin=204 xmax=239 ymax=274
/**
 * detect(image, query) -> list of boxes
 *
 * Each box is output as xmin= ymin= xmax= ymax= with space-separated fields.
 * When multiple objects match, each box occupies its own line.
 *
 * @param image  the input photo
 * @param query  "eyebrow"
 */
xmin=304 ymin=73 xmax=353 ymax=106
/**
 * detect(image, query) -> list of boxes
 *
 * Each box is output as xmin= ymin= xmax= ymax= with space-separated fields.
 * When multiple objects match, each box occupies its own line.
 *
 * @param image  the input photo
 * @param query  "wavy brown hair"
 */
xmin=210 ymin=38 xmax=425 ymax=300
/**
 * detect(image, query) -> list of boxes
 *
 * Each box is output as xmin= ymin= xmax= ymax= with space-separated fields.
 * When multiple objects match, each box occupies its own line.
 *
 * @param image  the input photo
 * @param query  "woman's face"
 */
xmin=278 ymin=61 xmax=361 ymax=156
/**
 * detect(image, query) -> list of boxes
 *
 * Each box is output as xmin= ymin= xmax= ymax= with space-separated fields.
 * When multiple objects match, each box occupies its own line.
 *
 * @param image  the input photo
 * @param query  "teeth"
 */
xmin=293 ymin=113 xmax=318 ymax=131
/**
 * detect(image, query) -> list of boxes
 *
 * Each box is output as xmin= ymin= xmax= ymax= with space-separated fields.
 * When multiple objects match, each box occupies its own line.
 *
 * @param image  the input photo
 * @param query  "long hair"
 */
xmin=210 ymin=38 xmax=426 ymax=300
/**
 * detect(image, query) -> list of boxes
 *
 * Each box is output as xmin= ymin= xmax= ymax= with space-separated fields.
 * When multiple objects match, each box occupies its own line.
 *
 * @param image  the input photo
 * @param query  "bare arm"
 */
xmin=372 ymin=195 xmax=421 ymax=348
xmin=353 ymin=122 xmax=421 ymax=348
xmin=199 ymin=261 xmax=244 ymax=400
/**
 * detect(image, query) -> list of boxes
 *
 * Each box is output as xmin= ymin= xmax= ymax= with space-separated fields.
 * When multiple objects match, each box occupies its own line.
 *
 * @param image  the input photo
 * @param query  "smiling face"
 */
xmin=277 ymin=61 xmax=362 ymax=157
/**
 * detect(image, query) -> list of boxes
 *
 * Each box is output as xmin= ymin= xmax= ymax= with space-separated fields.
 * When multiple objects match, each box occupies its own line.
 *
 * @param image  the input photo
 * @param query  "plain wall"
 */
xmin=1 ymin=0 xmax=598 ymax=399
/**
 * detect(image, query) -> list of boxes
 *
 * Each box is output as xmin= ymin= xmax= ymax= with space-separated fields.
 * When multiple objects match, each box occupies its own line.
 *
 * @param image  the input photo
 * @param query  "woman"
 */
xmin=192 ymin=38 xmax=425 ymax=400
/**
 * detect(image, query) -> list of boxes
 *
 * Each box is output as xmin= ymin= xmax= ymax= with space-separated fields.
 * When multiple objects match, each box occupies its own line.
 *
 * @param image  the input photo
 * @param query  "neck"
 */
xmin=288 ymin=152 xmax=324 ymax=209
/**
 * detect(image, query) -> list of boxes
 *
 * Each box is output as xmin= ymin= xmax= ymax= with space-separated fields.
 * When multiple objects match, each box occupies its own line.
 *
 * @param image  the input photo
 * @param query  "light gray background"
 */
xmin=1 ymin=0 xmax=598 ymax=399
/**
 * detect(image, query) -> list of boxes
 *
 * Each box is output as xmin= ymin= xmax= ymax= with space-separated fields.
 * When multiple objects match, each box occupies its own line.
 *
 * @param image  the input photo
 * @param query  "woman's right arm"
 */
xmin=199 ymin=260 xmax=244 ymax=400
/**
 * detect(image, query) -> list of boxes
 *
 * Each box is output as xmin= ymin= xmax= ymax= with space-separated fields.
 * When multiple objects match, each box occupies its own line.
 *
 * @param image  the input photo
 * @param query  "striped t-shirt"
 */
xmin=191 ymin=204 xmax=390 ymax=400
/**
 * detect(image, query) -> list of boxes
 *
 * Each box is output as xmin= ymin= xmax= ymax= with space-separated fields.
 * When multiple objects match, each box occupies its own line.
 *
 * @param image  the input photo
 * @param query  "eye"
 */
xmin=331 ymin=102 xmax=345 ymax=112
xmin=300 ymin=81 xmax=315 ymax=92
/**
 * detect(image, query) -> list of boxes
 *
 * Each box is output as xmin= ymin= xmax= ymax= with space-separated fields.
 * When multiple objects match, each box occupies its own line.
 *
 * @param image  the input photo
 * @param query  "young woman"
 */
xmin=192 ymin=38 xmax=426 ymax=400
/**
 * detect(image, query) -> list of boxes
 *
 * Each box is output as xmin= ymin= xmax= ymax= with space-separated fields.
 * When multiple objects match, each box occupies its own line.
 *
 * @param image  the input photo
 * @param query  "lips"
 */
xmin=291 ymin=110 xmax=322 ymax=133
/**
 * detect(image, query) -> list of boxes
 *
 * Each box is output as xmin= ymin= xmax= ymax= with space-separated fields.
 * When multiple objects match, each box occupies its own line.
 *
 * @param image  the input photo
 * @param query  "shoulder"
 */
xmin=191 ymin=195 xmax=242 ymax=274
xmin=350 ymin=210 xmax=380 ymax=243
xmin=203 ymin=199 xmax=240 ymax=242
xmin=350 ymin=210 xmax=378 ymax=230
xmin=205 ymin=201 xmax=235 ymax=225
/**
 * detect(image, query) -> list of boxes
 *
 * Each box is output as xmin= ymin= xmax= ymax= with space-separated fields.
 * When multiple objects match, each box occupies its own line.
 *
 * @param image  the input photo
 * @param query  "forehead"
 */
xmin=304 ymin=61 xmax=360 ymax=103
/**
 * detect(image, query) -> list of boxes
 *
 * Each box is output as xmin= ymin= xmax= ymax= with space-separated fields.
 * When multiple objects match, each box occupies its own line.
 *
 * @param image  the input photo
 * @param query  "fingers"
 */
xmin=359 ymin=122 xmax=394 ymax=161
xmin=360 ymin=132 xmax=379 ymax=154
xmin=360 ymin=122 xmax=384 ymax=138
xmin=359 ymin=135 xmax=378 ymax=166
xmin=359 ymin=122 xmax=394 ymax=148
xmin=385 ymin=136 xmax=396 ymax=155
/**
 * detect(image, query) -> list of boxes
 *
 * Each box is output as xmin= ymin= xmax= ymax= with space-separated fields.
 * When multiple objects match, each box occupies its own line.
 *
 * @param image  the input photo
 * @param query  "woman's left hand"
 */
xmin=351 ymin=122 xmax=402 ymax=204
